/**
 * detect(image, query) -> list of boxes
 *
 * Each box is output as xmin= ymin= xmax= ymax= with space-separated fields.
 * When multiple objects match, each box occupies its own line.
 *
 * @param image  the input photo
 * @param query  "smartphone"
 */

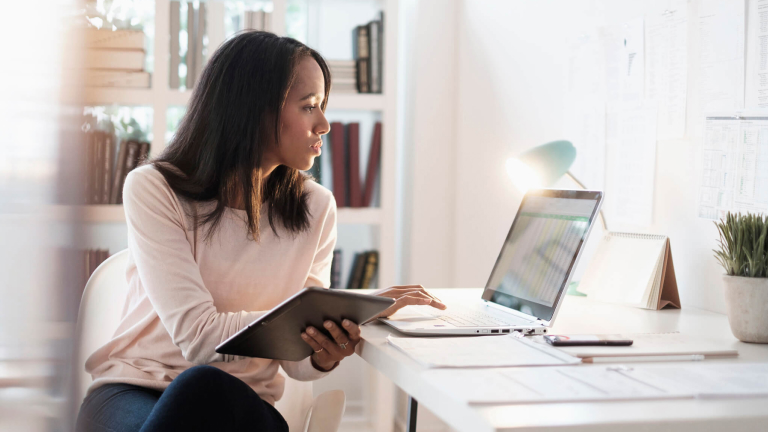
xmin=544 ymin=334 xmax=633 ymax=347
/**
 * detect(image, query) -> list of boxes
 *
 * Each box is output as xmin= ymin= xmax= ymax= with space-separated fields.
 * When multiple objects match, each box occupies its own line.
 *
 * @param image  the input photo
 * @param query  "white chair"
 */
xmin=74 ymin=249 xmax=345 ymax=432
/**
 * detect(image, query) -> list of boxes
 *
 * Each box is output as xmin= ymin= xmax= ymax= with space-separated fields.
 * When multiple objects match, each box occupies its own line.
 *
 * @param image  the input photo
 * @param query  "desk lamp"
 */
xmin=505 ymin=140 xmax=608 ymax=230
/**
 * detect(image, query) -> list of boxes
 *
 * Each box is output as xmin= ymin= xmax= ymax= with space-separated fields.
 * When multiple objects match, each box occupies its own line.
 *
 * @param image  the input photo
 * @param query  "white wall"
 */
xmin=405 ymin=0 xmax=737 ymax=314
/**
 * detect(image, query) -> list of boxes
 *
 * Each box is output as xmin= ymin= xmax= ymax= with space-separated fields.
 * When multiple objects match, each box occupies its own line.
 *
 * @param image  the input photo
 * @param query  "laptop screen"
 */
xmin=482 ymin=189 xmax=603 ymax=322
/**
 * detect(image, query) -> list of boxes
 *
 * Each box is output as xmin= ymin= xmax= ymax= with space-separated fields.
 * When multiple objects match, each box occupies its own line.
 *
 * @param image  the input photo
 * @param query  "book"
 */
xmin=347 ymin=252 xmax=368 ymax=289
xmin=85 ymin=49 xmax=145 ymax=70
xmin=360 ymin=250 xmax=379 ymax=288
xmin=84 ymin=70 xmax=151 ymax=88
xmin=353 ymin=25 xmax=369 ymax=59
xmin=110 ymin=140 xmax=129 ymax=204
xmin=92 ymin=131 xmax=104 ymax=204
xmin=101 ymin=132 xmax=116 ymax=205
xmin=363 ymin=122 xmax=382 ymax=207
xmin=347 ymin=123 xmax=362 ymax=207
xmin=170 ymin=1 xmax=181 ymax=88
xmin=85 ymin=29 xmax=145 ymax=50
xmin=577 ymin=232 xmax=681 ymax=310
xmin=368 ymin=19 xmax=381 ymax=93
xmin=356 ymin=59 xmax=369 ymax=93
xmin=330 ymin=121 xmax=347 ymax=207
xmin=138 ymin=141 xmax=151 ymax=165
xmin=246 ymin=10 xmax=265 ymax=30
xmin=330 ymin=249 xmax=342 ymax=289
xmin=116 ymin=141 xmax=141 ymax=204
xmin=186 ymin=4 xmax=197 ymax=87
xmin=264 ymin=11 xmax=272 ymax=32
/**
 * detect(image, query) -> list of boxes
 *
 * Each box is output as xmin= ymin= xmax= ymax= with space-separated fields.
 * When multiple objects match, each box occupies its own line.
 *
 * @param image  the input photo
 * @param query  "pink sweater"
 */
xmin=85 ymin=165 xmax=337 ymax=405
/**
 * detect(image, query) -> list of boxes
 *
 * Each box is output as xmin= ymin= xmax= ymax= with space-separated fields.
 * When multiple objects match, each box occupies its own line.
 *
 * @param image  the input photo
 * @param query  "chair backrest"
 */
xmin=74 ymin=249 xmax=314 ymax=431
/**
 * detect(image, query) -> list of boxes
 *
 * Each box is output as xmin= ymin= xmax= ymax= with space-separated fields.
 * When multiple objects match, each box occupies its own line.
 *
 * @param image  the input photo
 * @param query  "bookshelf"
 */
xmin=78 ymin=1 xmax=399 ymax=430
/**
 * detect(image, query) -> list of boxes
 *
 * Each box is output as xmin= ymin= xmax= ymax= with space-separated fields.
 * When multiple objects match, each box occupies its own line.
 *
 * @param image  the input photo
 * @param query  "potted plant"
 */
xmin=714 ymin=212 xmax=768 ymax=343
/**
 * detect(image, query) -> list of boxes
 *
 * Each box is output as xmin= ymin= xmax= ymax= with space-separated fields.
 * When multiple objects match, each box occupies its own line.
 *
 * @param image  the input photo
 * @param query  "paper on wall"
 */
xmin=606 ymin=106 xmax=658 ymax=226
xmin=746 ymin=0 xmax=768 ymax=109
xmin=619 ymin=17 xmax=645 ymax=108
xmin=698 ymin=116 xmax=768 ymax=219
xmin=698 ymin=0 xmax=746 ymax=113
xmin=645 ymin=6 xmax=688 ymax=139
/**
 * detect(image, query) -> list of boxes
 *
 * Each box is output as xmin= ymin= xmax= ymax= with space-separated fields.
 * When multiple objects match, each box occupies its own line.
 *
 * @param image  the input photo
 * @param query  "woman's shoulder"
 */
xmin=303 ymin=177 xmax=337 ymax=217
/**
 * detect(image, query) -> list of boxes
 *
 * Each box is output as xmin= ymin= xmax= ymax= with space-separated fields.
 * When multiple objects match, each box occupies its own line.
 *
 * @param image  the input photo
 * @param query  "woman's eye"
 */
xmin=305 ymin=106 xmax=316 ymax=112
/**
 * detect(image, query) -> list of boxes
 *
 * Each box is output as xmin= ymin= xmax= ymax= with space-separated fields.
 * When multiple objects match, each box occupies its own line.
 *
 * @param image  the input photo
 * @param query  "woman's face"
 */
xmin=271 ymin=57 xmax=330 ymax=172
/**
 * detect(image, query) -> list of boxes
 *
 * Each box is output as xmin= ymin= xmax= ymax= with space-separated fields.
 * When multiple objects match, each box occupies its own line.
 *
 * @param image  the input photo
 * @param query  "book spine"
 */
xmin=357 ymin=59 xmax=369 ymax=93
xmin=85 ymin=49 xmax=145 ymax=71
xmin=360 ymin=250 xmax=379 ymax=288
xmin=92 ymin=131 xmax=104 ymax=204
xmin=186 ymin=3 xmax=197 ymax=88
xmin=347 ymin=123 xmax=362 ymax=207
xmin=102 ymin=133 xmax=115 ymax=205
xmin=347 ymin=252 xmax=367 ymax=289
xmin=110 ymin=139 xmax=129 ymax=204
xmin=368 ymin=20 xmax=380 ymax=93
xmin=138 ymin=142 xmax=151 ymax=165
xmin=116 ymin=141 xmax=140 ymax=204
xmin=263 ymin=11 xmax=272 ymax=32
xmin=85 ymin=29 xmax=145 ymax=49
xmin=330 ymin=249 xmax=342 ymax=289
xmin=85 ymin=131 xmax=94 ymax=204
xmin=85 ymin=70 xmax=151 ymax=88
xmin=170 ymin=1 xmax=181 ymax=88
xmin=363 ymin=122 xmax=382 ymax=207
xmin=330 ymin=121 xmax=347 ymax=207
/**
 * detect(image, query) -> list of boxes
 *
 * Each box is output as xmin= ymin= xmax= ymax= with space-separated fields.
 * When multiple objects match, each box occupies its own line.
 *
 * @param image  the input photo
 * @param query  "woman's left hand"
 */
xmin=301 ymin=319 xmax=361 ymax=371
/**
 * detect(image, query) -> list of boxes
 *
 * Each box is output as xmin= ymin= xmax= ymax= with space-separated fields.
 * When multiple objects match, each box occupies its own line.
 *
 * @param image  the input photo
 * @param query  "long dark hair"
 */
xmin=154 ymin=31 xmax=331 ymax=242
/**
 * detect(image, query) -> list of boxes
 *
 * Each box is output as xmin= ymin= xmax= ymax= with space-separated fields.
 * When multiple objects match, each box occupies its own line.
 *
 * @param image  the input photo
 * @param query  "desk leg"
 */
xmin=406 ymin=395 xmax=418 ymax=432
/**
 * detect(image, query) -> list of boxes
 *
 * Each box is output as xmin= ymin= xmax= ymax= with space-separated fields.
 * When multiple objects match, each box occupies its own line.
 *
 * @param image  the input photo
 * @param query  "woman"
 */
xmin=76 ymin=31 xmax=446 ymax=432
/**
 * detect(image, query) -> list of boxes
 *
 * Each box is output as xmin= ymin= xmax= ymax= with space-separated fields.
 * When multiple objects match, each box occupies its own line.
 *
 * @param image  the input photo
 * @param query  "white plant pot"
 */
xmin=722 ymin=275 xmax=768 ymax=343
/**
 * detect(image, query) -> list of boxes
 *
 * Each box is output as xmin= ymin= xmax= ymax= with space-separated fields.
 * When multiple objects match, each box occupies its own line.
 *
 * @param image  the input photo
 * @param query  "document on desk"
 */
xmin=386 ymin=334 xmax=580 ymax=368
xmin=541 ymin=332 xmax=739 ymax=359
xmin=421 ymin=363 xmax=768 ymax=405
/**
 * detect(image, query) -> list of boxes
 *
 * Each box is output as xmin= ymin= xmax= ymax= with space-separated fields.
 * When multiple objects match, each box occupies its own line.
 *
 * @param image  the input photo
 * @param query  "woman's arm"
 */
xmin=124 ymin=168 xmax=264 ymax=364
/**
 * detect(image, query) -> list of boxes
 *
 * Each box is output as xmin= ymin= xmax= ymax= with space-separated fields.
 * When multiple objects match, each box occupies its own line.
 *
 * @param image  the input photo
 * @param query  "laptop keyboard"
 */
xmin=430 ymin=310 xmax=528 ymax=327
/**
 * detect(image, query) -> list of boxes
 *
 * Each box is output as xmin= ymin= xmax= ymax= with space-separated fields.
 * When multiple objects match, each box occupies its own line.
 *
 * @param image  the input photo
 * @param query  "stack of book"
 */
xmin=170 ymin=1 xmax=207 ymax=89
xmin=353 ymin=12 xmax=384 ymax=93
xmin=312 ymin=121 xmax=381 ymax=208
xmin=85 ymin=130 xmax=150 ymax=204
xmin=84 ymin=28 xmax=150 ymax=88
xmin=329 ymin=249 xmax=379 ymax=289
xmin=327 ymin=60 xmax=357 ymax=93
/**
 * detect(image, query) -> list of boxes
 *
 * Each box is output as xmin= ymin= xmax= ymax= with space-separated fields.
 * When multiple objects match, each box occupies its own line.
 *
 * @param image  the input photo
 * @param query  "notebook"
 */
xmin=576 ymin=232 xmax=681 ymax=310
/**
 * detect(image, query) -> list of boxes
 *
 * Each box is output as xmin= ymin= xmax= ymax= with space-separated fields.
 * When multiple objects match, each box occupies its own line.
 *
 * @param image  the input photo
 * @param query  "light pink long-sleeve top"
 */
xmin=85 ymin=164 xmax=337 ymax=405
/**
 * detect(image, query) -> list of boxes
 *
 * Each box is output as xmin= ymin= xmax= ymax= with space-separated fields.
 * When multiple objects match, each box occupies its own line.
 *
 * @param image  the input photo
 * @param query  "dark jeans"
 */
xmin=76 ymin=365 xmax=288 ymax=432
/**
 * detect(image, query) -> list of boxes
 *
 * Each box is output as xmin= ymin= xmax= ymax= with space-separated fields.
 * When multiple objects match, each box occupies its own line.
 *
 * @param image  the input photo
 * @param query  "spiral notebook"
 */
xmin=577 ymin=232 xmax=681 ymax=310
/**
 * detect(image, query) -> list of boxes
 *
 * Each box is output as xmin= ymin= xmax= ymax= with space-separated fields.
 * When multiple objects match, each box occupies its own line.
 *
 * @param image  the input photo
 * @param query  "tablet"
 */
xmin=215 ymin=287 xmax=395 ymax=361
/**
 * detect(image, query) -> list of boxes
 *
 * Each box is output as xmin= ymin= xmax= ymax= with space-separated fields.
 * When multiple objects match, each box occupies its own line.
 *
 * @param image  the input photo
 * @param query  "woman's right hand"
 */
xmin=370 ymin=285 xmax=447 ymax=319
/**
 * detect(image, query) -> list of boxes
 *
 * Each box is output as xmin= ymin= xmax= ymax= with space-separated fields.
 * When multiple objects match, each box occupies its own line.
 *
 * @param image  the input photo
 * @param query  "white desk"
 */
xmin=355 ymin=288 xmax=768 ymax=432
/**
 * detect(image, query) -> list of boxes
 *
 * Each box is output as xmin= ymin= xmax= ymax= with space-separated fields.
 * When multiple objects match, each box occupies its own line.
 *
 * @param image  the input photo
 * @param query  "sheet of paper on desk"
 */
xmin=420 ymin=367 xmax=687 ymax=405
xmin=536 ymin=332 xmax=739 ymax=358
xmin=621 ymin=363 xmax=768 ymax=398
xmin=386 ymin=334 xmax=580 ymax=368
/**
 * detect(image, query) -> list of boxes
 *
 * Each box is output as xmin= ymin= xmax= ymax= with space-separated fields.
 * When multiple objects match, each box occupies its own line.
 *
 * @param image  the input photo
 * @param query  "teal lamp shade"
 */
xmin=505 ymin=140 xmax=576 ymax=191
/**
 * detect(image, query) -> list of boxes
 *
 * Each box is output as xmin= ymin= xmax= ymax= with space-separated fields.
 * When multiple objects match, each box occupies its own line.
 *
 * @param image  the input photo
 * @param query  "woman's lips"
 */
xmin=310 ymin=141 xmax=322 ymax=155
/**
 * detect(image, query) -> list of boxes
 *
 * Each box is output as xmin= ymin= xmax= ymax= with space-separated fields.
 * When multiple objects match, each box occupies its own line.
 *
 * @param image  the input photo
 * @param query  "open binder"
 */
xmin=577 ymin=232 xmax=681 ymax=310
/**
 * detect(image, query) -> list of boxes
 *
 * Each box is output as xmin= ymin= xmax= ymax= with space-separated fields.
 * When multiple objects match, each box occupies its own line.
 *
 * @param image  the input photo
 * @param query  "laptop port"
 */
xmin=491 ymin=329 xmax=499 ymax=333
xmin=502 ymin=329 xmax=510 ymax=333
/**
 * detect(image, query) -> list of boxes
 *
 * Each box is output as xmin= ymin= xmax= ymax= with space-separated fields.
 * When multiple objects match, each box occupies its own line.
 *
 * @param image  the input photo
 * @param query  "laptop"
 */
xmin=380 ymin=189 xmax=604 ymax=336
